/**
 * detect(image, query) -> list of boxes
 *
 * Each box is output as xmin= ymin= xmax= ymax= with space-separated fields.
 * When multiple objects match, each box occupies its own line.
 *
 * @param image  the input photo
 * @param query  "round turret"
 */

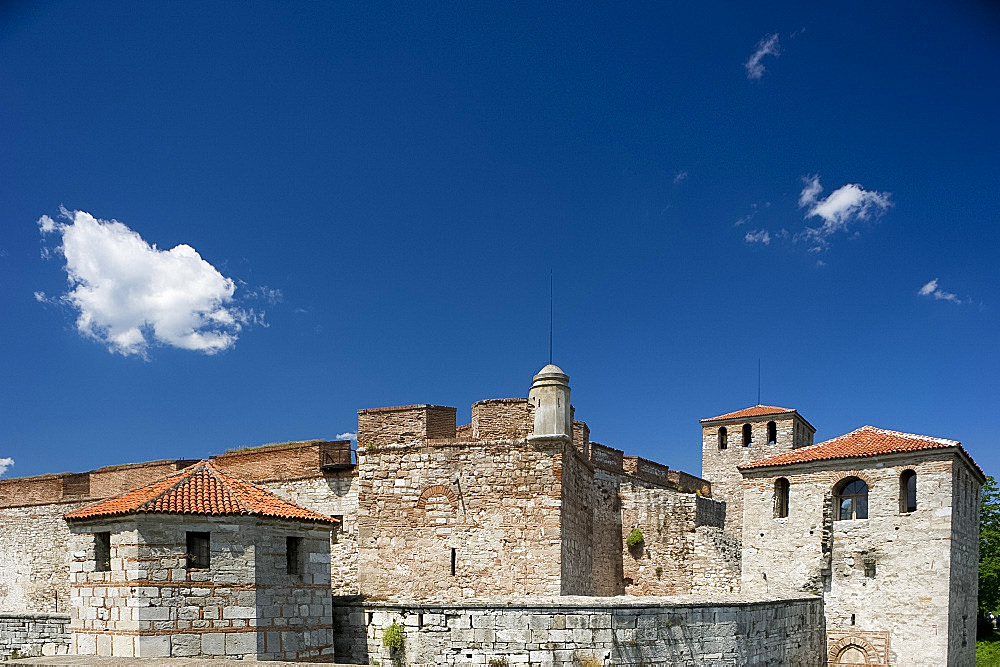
xmin=528 ymin=363 xmax=571 ymax=441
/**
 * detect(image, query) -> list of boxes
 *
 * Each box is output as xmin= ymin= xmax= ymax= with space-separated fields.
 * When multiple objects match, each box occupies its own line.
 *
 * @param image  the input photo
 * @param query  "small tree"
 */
xmin=626 ymin=527 xmax=644 ymax=549
xmin=980 ymin=476 xmax=1000 ymax=635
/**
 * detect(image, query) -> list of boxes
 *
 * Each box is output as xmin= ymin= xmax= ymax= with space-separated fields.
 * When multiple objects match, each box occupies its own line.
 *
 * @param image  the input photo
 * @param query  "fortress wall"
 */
xmin=591 ymin=469 xmax=625 ymax=596
xmin=559 ymin=445 xmax=594 ymax=595
xmin=0 ymin=612 xmax=70 ymax=660
xmin=332 ymin=596 xmax=825 ymax=666
xmin=261 ymin=472 xmax=360 ymax=595
xmin=0 ymin=501 xmax=90 ymax=614
xmin=210 ymin=440 xmax=332 ymax=481
xmin=356 ymin=439 xmax=567 ymax=600
xmin=471 ymin=399 xmax=534 ymax=441
xmin=358 ymin=405 xmax=457 ymax=448
xmin=948 ymin=457 xmax=981 ymax=666
xmin=619 ymin=483 xmax=699 ymax=596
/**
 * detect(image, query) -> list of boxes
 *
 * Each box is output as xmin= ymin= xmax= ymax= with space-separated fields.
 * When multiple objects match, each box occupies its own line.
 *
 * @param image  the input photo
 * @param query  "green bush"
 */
xmin=626 ymin=527 xmax=644 ymax=549
xmin=382 ymin=620 xmax=404 ymax=652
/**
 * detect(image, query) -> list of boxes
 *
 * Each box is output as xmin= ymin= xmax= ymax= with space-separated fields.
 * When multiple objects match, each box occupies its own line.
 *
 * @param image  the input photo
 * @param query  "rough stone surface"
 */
xmin=0 ymin=613 xmax=70 ymax=659
xmin=331 ymin=596 xmax=825 ymax=666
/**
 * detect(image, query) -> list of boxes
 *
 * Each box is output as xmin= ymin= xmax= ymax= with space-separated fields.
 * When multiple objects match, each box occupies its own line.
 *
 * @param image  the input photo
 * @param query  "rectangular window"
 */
xmin=94 ymin=532 xmax=111 ymax=572
xmin=286 ymin=536 xmax=303 ymax=575
xmin=450 ymin=548 xmax=456 ymax=576
xmin=186 ymin=532 xmax=210 ymax=569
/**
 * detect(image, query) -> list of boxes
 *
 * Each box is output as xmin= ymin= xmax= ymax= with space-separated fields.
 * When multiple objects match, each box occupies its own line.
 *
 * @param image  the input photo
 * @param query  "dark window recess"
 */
xmin=742 ymin=423 xmax=752 ymax=447
xmin=286 ymin=536 xmax=303 ymax=575
xmin=900 ymin=470 xmax=917 ymax=513
xmin=186 ymin=532 xmax=210 ymax=569
xmin=864 ymin=557 xmax=877 ymax=578
xmin=774 ymin=478 xmax=790 ymax=518
xmin=94 ymin=532 xmax=111 ymax=572
xmin=835 ymin=478 xmax=869 ymax=520
xmin=450 ymin=548 xmax=457 ymax=576
xmin=851 ymin=614 xmax=856 ymax=625
xmin=767 ymin=421 xmax=777 ymax=445
xmin=718 ymin=427 xmax=728 ymax=450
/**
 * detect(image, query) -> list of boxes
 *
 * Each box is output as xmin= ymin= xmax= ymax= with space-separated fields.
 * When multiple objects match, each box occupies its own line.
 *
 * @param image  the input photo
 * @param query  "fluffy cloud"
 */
xmin=337 ymin=432 xmax=358 ymax=441
xmin=0 ymin=457 xmax=13 ymax=477
xmin=745 ymin=33 xmax=780 ymax=80
xmin=744 ymin=229 xmax=771 ymax=245
xmin=798 ymin=175 xmax=892 ymax=247
xmin=918 ymin=279 xmax=962 ymax=304
xmin=38 ymin=208 xmax=254 ymax=357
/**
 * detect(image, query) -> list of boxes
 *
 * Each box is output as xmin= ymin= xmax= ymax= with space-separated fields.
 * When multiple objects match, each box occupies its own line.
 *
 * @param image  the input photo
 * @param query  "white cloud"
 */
xmin=0 ymin=457 xmax=13 ymax=477
xmin=798 ymin=175 xmax=892 ymax=247
xmin=337 ymin=431 xmax=358 ymax=441
xmin=744 ymin=229 xmax=771 ymax=245
xmin=38 ymin=208 xmax=255 ymax=357
xmin=745 ymin=33 xmax=780 ymax=80
xmin=673 ymin=171 xmax=688 ymax=184
xmin=918 ymin=278 xmax=962 ymax=304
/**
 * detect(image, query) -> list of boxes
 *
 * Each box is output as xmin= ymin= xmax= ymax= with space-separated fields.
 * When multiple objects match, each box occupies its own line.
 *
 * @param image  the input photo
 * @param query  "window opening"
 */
xmin=286 ymin=536 xmax=303 ymax=575
xmin=851 ymin=614 xmax=856 ymax=625
xmin=835 ymin=478 xmax=868 ymax=520
xmin=742 ymin=423 xmax=752 ymax=447
xmin=900 ymin=470 xmax=917 ymax=513
xmin=450 ymin=548 xmax=456 ymax=576
xmin=186 ymin=532 xmax=210 ymax=569
xmin=767 ymin=421 xmax=777 ymax=445
xmin=864 ymin=556 xmax=876 ymax=578
xmin=718 ymin=427 xmax=728 ymax=450
xmin=94 ymin=532 xmax=111 ymax=572
xmin=774 ymin=478 xmax=790 ymax=518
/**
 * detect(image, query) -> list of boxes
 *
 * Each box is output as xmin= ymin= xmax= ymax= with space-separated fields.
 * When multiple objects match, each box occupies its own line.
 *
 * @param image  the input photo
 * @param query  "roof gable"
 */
xmin=739 ymin=425 xmax=983 ymax=478
xmin=65 ymin=460 xmax=337 ymax=524
xmin=701 ymin=405 xmax=797 ymax=423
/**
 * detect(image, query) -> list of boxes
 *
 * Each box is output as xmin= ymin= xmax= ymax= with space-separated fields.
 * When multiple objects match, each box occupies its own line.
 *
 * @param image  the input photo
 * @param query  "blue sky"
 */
xmin=1 ymin=2 xmax=997 ymax=482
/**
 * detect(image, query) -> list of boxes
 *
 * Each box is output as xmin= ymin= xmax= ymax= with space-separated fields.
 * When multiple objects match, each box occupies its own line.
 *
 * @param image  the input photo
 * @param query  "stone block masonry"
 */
xmin=331 ymin=595 xmax=825 ymax=666
xmin=0 ymin=613 xmax=70 ymax=659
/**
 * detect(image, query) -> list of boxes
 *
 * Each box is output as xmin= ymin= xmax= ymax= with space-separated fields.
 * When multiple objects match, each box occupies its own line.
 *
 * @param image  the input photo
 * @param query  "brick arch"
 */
xmin=415 ymin=484 xmax=459 ymax=511
xmin=828 ymin=634 xmax=880 ymax=664
xmin=830 ymin=470 xmax=876 ymax=490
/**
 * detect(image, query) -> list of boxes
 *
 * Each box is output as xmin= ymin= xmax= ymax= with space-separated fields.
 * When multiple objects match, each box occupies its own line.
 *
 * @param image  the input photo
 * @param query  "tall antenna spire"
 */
xmin=549 ymin=270 xmax=553 ymax=364
xmin=757 ymin=358 xmax=761 ymax=405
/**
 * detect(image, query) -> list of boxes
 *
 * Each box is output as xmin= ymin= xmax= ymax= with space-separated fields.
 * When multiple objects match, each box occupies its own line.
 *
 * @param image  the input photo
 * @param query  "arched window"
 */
xmin=774 ymin=478 xmax=790 ymax=518
xmin=899 ymin=470 xmax=916 ymax=513
xmin=742 ymin=423 xmax=752 ymax=447
xmin=835 ymin=478 xmax=868 ymax=520
xmin=767 ymin=421 xmax=777 ymax=445
xmin=718 ymin=427 xmax=728 ymax=450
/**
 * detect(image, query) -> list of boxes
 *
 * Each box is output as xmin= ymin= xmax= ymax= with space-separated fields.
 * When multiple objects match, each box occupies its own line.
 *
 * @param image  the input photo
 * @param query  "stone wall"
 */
xmin=740 ymin=452 xmax=971 ymax=666
xmin=261 ymin=472 xmax=359 ymax=595
xmin=0 ymin=613 xmax=70 ymax=659
xmin=701 ymin=415 xmax=811 ymax=534
xmin=356 ymin=438 xmax=568 ymax=599
xmin=471 ymin=399 xmax=534 ymax=441
xmin=591 ymin=470 xmax=625 ymax=597
xmin=948 ymin=458 xmax=982 ymax=664
xmin=66 ymin=515 xmax=334 ymax=660
xmin=331 ymin=595 xmax=825 ymax=666
xmin=0 ymin=501 xmax=89 ymax=613
xmin=559 ymin=445 xmax=594 ymax=595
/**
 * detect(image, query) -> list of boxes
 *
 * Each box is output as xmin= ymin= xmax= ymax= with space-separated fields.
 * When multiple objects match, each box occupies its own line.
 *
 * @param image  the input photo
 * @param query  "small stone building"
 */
xmin=63 ymin=460 xmax=338 ymax=660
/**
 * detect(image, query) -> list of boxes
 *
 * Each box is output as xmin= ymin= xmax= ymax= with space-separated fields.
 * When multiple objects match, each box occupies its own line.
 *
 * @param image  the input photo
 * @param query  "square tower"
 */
xmin=700 ymin=405 xmax=815 ymax=534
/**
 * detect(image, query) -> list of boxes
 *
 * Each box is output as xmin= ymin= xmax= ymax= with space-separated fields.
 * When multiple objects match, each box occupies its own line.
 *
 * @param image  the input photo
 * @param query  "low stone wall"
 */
xmin=0 ymin=613 xmax=70 ymax=659
xmin=332 ymin=595 xmax=825 ymax=666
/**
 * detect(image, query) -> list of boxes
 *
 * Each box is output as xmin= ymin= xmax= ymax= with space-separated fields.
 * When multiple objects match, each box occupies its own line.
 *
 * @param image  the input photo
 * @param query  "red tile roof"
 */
xmin=701 ymin=405 xmax=797 ymax=422
xmin=65 ymin=460 xmax=338 ymax=524
xmin=739 ymin=425 xmax=982 ymax=476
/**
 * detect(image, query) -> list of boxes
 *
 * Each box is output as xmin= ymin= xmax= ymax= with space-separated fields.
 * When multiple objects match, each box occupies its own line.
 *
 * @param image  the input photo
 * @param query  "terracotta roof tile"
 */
xmin=65 ymin=461 xmax=338 ymax=524
xmin=739 ymin=425 xmax=983 ymax=477
xmin=701 ymin=405 xmax=797 ymax=422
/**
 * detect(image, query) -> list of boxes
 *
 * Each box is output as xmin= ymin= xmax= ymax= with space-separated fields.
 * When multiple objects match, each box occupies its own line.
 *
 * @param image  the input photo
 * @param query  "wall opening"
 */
xmin=774 ymin=478 xmax=790 ymax=518
xmin=834 ymin=478 xmax=868 ymax=520
xmin=286 ymin=536 xmax=303 ymax=575
xmin=186 ymin=531 xmax=210 ymax=569
xmin=94 ymin=532 xmax=111 ymax=572
xmin=718 ymin=426 xmax=728 ymax=449
xmin=900 ymin=469 xmax=917 ymax=513
xmin=451 ymin=548 xmax=456 ymax=576
xmin=742 ymin=423 xmax=752 ymax=447
xmin=767 ymin=421 xmax=777 ymax=444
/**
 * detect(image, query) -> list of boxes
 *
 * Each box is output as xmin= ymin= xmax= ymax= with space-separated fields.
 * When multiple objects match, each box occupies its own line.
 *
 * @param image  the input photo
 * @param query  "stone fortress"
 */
xmin=0 ymin=364 xmax=984 ymax=665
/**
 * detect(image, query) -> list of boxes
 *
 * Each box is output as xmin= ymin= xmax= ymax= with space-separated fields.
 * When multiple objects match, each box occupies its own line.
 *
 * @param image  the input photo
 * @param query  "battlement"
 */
xmin=357 ymin=404 xmax=457 ymax=448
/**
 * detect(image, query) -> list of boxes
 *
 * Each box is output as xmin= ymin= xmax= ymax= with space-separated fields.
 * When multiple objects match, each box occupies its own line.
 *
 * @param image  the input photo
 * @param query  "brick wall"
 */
xmin=358 ymin=405 xmax=457 ymax=448
xmin=471 ymin=398 xmax=534 ymax=441
xmin=0 ymin=613 xmax=70 ymax=659
xmin=332 ymin=596 xmax=825 ymax=665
